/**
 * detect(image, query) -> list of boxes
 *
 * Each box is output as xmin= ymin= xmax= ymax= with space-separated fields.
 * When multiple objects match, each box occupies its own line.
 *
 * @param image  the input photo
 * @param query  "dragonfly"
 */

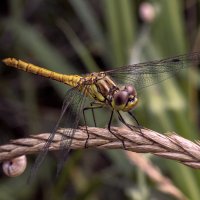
xmin=2 ymin=52 xmax=200 ymax=175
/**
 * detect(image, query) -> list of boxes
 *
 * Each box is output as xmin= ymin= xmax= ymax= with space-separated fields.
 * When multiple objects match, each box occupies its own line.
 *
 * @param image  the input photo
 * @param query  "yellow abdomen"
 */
xmin=2 ymin=58 xmax=82 ymax=88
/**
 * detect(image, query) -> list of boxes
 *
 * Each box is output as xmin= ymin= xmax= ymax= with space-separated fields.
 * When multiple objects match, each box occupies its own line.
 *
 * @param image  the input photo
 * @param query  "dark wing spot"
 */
xmin=171 ymin=58 xmax=180 ymax=62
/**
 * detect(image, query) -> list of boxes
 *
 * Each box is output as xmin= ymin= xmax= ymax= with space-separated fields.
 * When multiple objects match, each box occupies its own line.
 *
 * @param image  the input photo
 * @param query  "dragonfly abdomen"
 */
xmin=2 ymin=58 xmax=82 ymax=87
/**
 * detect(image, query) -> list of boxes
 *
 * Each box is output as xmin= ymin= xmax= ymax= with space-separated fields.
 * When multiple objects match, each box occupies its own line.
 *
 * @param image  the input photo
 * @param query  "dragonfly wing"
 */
xmin=56 ymin=85 xmax=88 ymax=175
xmin=29 ymin=86 xmax=87 ymax=180
xmin=105 ymin=52 xmax=200 ymax=91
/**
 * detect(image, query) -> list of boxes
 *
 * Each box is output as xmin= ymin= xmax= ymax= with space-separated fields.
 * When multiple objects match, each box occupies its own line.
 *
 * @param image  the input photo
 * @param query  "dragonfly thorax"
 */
xmin=86 ymin=74 xmax=138 ymax=112
xmin=110 ymin=85 xmax=138 ymax=112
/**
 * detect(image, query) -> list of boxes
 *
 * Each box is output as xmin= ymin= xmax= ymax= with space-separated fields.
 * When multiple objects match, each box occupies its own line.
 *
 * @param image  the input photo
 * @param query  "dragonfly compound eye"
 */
xmin=125 ymin=85 xmax=137 ymax=96
xmin=113 ymin=91 xmax=129 ymax=106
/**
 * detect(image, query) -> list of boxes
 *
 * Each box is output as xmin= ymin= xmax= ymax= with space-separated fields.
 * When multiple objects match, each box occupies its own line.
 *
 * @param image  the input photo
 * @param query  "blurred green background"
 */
xmin=0 ymin=0 xmax=199 ymax=199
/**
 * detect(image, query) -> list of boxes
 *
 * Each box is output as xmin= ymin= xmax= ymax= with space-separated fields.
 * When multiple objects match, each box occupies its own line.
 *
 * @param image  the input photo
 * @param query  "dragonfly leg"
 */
xmin=83 ymin=103 xmax=103 ymax=148
xmin=117 ymin=111 xmax=143 ymax=135
xmin=128 ymin=112 xmax=141 ymax=127
xmin=90 ymin=102 xmax=96 ymax=127
xmin=117 ymin=111 xmax=133 ymax=130
xmin=108 ymin=110 xmax=126 ymax=149
xmin=90 ymin=102 xmax=104 ymax=127
xmin=127 ymin=111 xmax=143 ymax=134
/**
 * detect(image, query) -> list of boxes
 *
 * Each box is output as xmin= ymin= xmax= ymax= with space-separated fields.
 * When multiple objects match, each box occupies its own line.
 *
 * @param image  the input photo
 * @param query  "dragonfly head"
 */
xmin=111 ymin=85 xmax=138 ymax=111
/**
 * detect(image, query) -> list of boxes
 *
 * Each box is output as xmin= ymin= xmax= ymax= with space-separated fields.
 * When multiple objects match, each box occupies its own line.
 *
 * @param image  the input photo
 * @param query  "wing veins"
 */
xmin=29 ymin=86 xmax=81 ymax=180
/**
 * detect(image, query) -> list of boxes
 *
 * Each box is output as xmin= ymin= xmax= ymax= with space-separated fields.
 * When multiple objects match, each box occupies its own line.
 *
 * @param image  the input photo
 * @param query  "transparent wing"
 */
xmin=105 ymin=52 xmax=200 ymax=90
xmin=29 ymin=86 xmax=87 ymax=180
xmin=56 ymin=85 xmax=88 ymax=175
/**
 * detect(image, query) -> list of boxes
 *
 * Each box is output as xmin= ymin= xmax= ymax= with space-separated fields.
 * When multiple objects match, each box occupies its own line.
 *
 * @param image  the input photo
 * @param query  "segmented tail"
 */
xmin=2 ymin=58 xmax=81 ymax=87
